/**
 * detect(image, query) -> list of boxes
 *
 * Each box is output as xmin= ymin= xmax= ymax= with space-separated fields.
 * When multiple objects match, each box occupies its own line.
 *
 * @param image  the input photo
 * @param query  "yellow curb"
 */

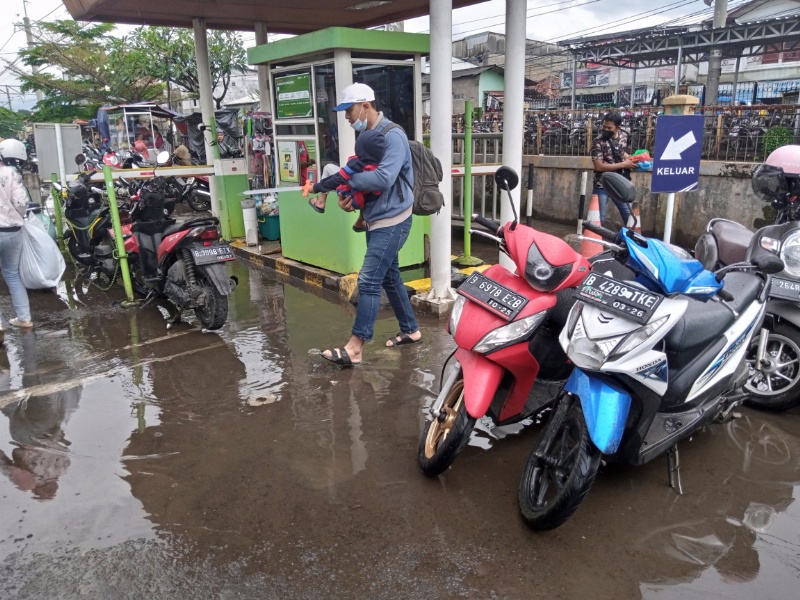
xmin=405 ymin=263 xmax=494 ymax=296
xmin=339 ymin=273 xmax=359 ymax=303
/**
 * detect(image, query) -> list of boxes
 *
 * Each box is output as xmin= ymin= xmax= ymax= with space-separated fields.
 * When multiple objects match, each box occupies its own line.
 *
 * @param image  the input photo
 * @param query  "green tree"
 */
xmin=126 ymin=27 xmax=248 ymax=109
xmin=7 ymin=20 xmax=163 ymax=121
xmin=0 ymin=107 xmax=25 ymax=139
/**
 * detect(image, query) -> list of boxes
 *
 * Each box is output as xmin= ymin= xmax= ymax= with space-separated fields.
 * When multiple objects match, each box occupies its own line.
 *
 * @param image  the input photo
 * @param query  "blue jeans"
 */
xmin=594 ymin=188 xmax=631 ymax=227
xmin=0 ymin=229 xmax=31 ymax=323
xmin=352 ymin=216 xmax=418 ymax=341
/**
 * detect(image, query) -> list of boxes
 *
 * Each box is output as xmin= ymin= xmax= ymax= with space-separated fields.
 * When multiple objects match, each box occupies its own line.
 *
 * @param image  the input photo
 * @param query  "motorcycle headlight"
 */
xmin=565 ymin=301 xmax=584 ymax=338
xmin=608 ymin=316 xmax=669 ymax=361
xmin=449 ymin=295 xmax=466 ymax=336
xmin=473 ymin=312 xmax=546 ymax=354
xmin=568 ymin=331 xmax=625 ymax=370
xmin=780 ymin=232 xmax=800 ymax=278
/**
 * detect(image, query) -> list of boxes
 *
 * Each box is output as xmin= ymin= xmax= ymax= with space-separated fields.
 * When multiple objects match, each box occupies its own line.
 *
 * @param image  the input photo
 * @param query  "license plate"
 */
xmin=769 ymin=276 xmax=800 ymax=301
xmin=573 ymin=273 xmax=662 ymax=325
xmin=191 ymin=244 xmax=235 ymax=265
xmin=457 ymin=272 xmax=529 ymax=321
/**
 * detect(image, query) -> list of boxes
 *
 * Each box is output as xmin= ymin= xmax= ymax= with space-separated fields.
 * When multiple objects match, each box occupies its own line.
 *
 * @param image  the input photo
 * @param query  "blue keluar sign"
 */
xmin=651 ymin=115 xmax=705 ymax=193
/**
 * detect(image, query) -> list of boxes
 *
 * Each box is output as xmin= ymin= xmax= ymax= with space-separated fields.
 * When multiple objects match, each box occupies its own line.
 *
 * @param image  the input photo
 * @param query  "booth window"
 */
xmin=352 ymin=64 xmax=415 ymax=139
xmin=314 ymin=63 xmax=339 ymax=167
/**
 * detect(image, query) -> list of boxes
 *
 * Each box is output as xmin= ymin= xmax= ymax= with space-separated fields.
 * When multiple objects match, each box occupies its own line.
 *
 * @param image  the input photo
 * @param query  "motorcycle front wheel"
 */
xmin=417 ymin=375 xmax=476 ymax=477
xmin=187 ymin=190 xmax=212 ymax=212
xmin=518 ymin=399 xmax=600 ymax=531
xmin=745 ymin=323 xmax=800 ymax=412
xmin=65 ymin=231 xmax=92 ymax=266
xmin=194 ymin=274 xmax=228 ymax=330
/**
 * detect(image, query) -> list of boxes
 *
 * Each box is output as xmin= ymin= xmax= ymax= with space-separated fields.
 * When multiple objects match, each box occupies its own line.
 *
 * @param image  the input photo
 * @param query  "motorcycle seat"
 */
xmin=162 ymin=220 xmax=183 ymax=237
xmin=709 ymin=219 xmax=753 ymax=266
xmin=720 ymin=271 xmax=762 ymax=314
xmin=665 ymin=298 xmax=734 ymax=351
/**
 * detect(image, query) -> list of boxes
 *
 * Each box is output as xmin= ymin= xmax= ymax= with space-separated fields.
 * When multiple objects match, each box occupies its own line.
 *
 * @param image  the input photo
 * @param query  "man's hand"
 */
xmin=338 ymin=193 xmax=355 ymax=212
xmin=301 ymin=179 xmax=314 ymax=197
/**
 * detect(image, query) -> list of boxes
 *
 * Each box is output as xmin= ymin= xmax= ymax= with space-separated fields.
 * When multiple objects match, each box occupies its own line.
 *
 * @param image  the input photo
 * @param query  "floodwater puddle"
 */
xmin=0 ymin=262 xmax=799 ymax=599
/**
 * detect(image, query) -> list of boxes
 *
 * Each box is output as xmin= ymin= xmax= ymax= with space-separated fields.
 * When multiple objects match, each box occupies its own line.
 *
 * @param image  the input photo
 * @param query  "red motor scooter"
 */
xmin=111 ymin=161 xmax=237 ymax=330
xmin=418 ymin=167 xmax=592 ymax=476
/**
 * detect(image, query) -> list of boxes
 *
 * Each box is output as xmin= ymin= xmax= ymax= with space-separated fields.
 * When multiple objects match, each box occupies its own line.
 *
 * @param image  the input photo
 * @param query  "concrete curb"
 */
xmin=231 ymin=242 xmax=493 ymax=314
xmin=231 ymin=243 xmax=342 ymax=296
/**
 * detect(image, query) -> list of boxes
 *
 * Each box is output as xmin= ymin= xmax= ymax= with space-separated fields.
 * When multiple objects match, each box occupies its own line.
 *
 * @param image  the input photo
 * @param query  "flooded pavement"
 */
xmin=0 ymin=261 xmax=799 ymax=599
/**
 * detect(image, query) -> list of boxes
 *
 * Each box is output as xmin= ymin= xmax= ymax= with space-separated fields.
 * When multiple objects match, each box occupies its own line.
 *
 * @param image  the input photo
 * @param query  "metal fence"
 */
xmin=425 ymin=104 xmax=800 ymax=163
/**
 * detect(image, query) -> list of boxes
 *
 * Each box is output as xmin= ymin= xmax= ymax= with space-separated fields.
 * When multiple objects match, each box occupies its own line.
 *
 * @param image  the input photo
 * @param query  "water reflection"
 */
xmin=0 ymin=332 xmax=80 ymax=500
xmin=634 ymin=414 xmax=800 ymax=596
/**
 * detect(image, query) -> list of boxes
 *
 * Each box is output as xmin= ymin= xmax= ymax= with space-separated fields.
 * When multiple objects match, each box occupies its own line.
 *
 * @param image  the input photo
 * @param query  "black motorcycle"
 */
xmin=695 ymin=166 xmax=800 ymax=411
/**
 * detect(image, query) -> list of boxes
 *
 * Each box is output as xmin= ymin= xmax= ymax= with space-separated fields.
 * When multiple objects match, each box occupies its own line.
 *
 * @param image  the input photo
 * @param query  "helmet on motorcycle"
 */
xmin=0 ymin=139 xmax=27 ymax=167
xmin=752 ymin=145 xmax=800 ymax=201
xmin=67 ymin=179 xmax=90 ymax=205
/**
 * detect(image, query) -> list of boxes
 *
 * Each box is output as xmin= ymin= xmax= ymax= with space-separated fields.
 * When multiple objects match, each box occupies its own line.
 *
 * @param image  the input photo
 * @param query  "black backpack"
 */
xmin=381 ymin=122 xmax=445 ymax=216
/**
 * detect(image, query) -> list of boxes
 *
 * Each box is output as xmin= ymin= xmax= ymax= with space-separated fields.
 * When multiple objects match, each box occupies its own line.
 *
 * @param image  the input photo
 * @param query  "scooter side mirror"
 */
xmin=75 ymin=153 xmax=86 ymax=166
xmin=600 ymin=172 xmax=636 ymax=203
xmin=494 ymin=166 xmax=519 ymax=192
xmin=755 ymin=253 xmax=785 ymax=275
xmin=156 ymin=151 xmax=170 ymax=165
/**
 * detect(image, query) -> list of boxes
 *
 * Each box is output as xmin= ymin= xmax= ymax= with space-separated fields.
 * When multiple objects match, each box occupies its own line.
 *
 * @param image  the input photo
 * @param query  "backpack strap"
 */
xmin=378 ymin=121 xmax=411 ymax=201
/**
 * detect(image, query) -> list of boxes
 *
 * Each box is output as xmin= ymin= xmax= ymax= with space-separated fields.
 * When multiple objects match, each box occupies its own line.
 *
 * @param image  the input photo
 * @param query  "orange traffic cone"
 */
xmin=581 ymin=193 xmax=604 ymax=258
xmin=626 ymin=201 xmax=642 ymax=234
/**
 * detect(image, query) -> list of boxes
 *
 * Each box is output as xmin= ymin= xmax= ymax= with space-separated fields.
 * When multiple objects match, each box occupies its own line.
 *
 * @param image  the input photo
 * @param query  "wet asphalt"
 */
xmin=0 ymin=252 xmax=799 ymax=599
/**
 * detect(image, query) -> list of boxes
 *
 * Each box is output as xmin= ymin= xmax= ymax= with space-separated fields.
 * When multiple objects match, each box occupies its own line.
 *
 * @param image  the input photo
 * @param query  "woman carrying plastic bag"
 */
xmin=0 ymin=139 xmax=34 ymax=337
xmin=19 ymin=217 xmax=65 ymax=290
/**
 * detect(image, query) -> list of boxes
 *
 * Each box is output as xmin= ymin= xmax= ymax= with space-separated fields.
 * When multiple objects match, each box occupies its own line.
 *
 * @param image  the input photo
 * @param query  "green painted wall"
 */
xmin=478 ymin=70 xmax=505 ymax=108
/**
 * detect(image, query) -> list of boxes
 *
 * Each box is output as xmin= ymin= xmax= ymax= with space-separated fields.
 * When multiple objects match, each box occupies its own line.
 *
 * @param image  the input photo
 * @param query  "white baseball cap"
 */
xmin=333 ymin=83 xmax=376 ymax=112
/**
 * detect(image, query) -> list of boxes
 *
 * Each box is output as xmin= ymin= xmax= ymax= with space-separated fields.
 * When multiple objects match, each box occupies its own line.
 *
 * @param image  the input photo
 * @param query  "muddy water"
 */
xmin=0 ymin=263 xmax=799 ymax=599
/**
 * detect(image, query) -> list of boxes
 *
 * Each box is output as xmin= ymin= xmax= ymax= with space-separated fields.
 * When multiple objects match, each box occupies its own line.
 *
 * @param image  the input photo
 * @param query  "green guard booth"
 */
xmin=248 ymin=27 xmax=429 ymax=275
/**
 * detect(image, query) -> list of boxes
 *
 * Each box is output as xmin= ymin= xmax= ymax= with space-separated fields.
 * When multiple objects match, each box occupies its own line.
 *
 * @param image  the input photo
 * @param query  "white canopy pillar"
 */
xmin=255 ymin=22 xmax=271 ymax=113
xmin=192 ymin=17 xmax=220 ymax=217
xmin=428 ymin=0 xmax=454 ymax=301
xmin=501 ymin=0 xmax=526 ymax=268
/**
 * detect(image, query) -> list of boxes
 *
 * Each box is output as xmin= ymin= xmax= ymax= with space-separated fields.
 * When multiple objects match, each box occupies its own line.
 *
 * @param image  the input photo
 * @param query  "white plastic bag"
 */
xmin=19 ymin=218 xmax=66 ymax=289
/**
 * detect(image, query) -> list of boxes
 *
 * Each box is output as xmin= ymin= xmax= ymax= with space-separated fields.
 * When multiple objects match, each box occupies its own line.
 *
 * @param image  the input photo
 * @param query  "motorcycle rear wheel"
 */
xmin=194 ymin=274 xmax=228 ymax=330
xmin=417 ymin=376 xmax=476 ymax=477
xmin=518 ymin=400 xmax=600 ymax=530
xmin=128 ymin=256 xmax=150 ymax=298
xmin=745 ymin=324 xmax=800 ymax=412
xmin=187 ymin=190 xmax=211 ymax=212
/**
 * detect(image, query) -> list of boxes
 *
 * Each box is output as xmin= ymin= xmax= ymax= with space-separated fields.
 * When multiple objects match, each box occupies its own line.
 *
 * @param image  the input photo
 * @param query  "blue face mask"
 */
xmin=352 ymin=106 xmax=367 ymax=132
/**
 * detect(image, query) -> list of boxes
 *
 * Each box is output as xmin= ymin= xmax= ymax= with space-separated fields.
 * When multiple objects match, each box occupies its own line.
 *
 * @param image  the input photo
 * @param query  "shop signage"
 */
xmin=275 ymin=72 xmax=313 ymax=119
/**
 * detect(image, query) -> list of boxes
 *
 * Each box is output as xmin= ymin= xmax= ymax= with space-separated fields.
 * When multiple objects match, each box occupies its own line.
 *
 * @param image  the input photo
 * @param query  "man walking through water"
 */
xmin=319 ymin=83 xmax=422 ymax=367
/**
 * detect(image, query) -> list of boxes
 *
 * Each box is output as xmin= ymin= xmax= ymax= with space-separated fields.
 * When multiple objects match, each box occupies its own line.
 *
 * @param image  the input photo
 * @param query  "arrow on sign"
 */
xmin=659 ymin=131 xmax=697 ymax=160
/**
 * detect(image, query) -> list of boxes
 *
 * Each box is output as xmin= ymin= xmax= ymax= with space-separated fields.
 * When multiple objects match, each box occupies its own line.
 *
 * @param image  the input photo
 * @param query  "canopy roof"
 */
xmin=102 ymin=102 xmax=182 ymax=120
xmin=62 ymin=0 xmax=481 ymax=34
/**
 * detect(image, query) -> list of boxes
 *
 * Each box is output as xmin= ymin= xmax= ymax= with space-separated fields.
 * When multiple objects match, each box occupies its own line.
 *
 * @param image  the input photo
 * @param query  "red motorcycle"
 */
xmin=112 ymin=170 xmax=237 ymax=330
xmin=418 ymin=167 xmax=593 ymax=476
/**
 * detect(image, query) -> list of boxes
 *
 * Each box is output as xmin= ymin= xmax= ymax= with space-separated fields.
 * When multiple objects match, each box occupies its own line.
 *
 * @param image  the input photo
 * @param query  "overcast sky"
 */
xmin=1 ymin=0 xmax=708 ymax=111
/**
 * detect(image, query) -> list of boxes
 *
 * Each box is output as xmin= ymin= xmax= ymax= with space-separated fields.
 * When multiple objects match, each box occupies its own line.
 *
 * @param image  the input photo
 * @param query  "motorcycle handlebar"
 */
xmin=471 ymin=214 xmax=502 ymax=234
xmin=583 ymin=221 xmax=619 ymax=243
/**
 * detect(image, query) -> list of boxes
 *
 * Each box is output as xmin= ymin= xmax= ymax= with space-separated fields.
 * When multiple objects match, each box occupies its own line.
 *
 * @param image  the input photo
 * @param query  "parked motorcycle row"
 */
xmin=419 ymin=159 xmax=800 ymax=531
xmin=47 ymin=150 xmax=235 ymax=330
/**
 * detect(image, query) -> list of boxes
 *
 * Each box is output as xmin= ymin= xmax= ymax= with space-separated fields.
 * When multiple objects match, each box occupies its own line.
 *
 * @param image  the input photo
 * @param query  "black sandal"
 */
xmin=321 ymin=347 xmax=360 ymax=367
xmin=386 ymin=332 xmax=422 ymax=347
xmin=309 ymin=198 xmax=325 ymax=214
xmin=352 ymin=223 xmax=367 ymax=233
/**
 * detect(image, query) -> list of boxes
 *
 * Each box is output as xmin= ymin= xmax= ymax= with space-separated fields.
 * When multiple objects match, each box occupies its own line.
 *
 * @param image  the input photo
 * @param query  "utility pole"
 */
xmin=22 ymin=0 xmax=43 ymax=103
xmin=705 ymin=0 xmax=728 ymax=106
xmin=4 ymin=85 xmax=12 ymax=110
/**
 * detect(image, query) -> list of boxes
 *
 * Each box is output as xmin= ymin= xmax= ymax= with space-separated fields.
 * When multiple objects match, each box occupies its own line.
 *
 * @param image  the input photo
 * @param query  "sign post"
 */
xmin=651 ymin=114 xmax=704 ymax=243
